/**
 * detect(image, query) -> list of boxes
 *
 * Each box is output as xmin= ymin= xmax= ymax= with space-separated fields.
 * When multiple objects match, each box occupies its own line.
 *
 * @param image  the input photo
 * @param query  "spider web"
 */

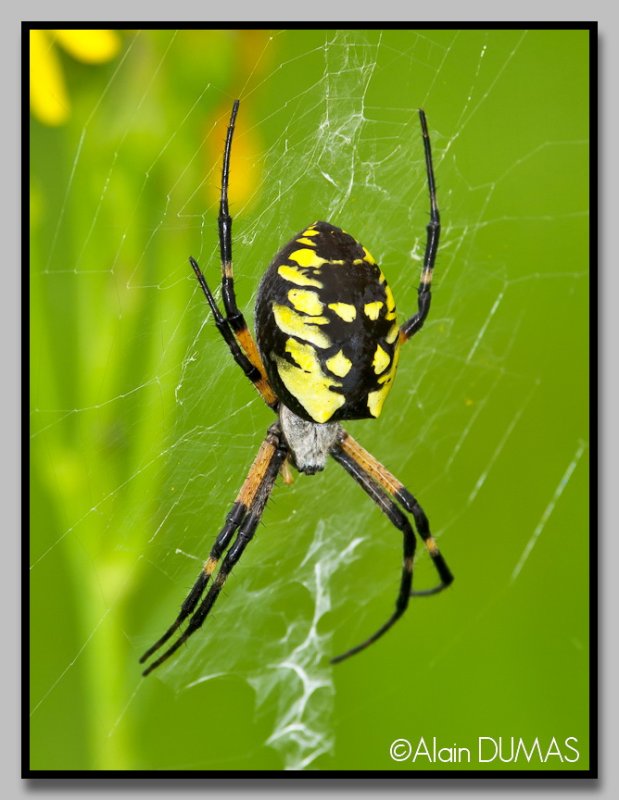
xmin=29 ymin=28 xmax=589 ymax=771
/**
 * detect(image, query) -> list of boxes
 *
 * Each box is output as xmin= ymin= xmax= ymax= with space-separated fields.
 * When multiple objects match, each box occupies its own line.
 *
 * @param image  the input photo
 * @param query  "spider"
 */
xmin=140 ymin=100 xmax=453 ymax=677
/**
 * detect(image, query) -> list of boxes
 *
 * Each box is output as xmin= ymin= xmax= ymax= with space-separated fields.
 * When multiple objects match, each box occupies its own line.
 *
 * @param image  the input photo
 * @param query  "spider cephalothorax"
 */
xmin=278 ymin=405 xmax=341 ymax=475
xmin=140 ymin=100 xmax=453 ymax=677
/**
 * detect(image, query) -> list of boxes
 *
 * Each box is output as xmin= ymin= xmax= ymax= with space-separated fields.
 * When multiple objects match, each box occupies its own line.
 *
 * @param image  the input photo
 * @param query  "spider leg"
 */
xmin=140 ymin=424 xmax=287 ymax=676
xmin=329 ymin=432 xmax=453 ymax=665
xmin=330 ymin=446 xmax=416 ymax=664
xmin=338 ymin=431 xmax=453 ymax=592
xmin=400 ymin=109 xmax=440 ymax=342
xmin=189 ymin=256 xmax=277 ymax=409
xmin=139 ymin=425 xmax=280 ymax=664
xmin=217 ymin=100 xmax=275 ymax=394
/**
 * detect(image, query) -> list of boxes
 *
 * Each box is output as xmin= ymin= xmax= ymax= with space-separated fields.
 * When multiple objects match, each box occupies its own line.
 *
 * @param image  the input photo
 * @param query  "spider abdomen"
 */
xmin=255 ymin=221 xmax=401 ymax=425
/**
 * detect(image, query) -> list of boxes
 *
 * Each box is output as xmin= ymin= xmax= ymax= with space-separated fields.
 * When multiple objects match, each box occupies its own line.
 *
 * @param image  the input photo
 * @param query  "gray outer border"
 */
xmin=9 ymin=3 xmax=614 ymax=797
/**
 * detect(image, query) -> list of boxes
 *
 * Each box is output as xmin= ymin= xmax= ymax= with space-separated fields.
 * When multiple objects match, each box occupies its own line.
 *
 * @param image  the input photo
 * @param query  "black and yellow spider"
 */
xmin=140 ymin=100 xmax=453 ymax=676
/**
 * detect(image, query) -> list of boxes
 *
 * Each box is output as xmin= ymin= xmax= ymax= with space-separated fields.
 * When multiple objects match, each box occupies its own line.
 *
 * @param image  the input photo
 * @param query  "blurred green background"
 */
xmin=29 ymin=28 xmax=590 ymax=772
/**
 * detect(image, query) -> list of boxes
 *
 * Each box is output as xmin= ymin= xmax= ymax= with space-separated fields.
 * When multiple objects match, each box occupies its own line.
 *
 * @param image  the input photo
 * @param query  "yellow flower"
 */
xmin=30 ymin=29 xmax=121 ymax=126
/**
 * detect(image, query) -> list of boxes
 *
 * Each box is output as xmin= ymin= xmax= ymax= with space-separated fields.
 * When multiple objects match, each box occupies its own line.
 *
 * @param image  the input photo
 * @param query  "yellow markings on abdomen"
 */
xmin=289 ymin=248 xmax=327 ymax=269
xmin=362 ymin=246 xmax=377 ymax=265
xmin=296 ymin=237 xmax=316 ymax=246
xmin=385 ymin=285 xmax=397 ymax=320
xmin=285 ymin=337 xmax=320 ymax=373
xmin=275 ymin=338 xmax=345 ymax=423
xmin=372 ymin=345 xmax=390 ymax=375
xmin=272 ymin=304 xmax=331 ymax=349
xmin=367 ymin=383 xmax=391 ymax=418
xmin=364 ymin=301 xmax=383 ymax=320
xmin=289 ymin=247 xmax=344 ymax=268
xmin=277 ymin=265 xmax=323 ymax=288
xmin=367 ymin=340 xmax=401 ymax=418
xmin=326 ymin=350 xmax=352 ymax=378
xmin=385 ymin=322 xmax=399 ymax=344
xmin=328 ymin=302 xmax=357 ymax=322
xmin=378 ymin=342 xmax=400 ymax=384
xmin=287 ymin=288 xmax=324 ymax=316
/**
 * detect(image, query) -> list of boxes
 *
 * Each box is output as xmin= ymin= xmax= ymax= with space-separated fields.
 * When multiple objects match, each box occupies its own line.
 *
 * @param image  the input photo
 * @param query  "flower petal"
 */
xmin=53 ymin=29 xmax=121 ymax=64
xmin=30 ymin=29 xmax=70 ymax=125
